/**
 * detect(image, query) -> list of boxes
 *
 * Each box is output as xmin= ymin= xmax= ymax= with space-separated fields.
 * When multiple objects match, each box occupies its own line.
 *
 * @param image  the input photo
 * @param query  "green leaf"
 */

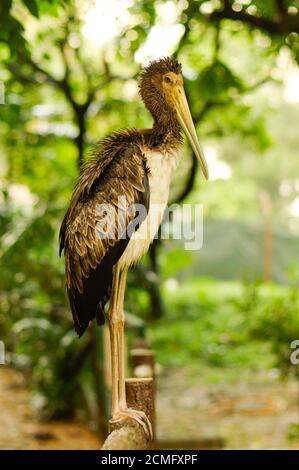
xmin=38 ymin=0 xmax=61 ymax=17
xmin=23 ymin=0 xmax=39 ymax=17
xmin=0 ymin=0 xmax=13 ymax=19
xmin=197 ymin=60 xmax=243 ymax=101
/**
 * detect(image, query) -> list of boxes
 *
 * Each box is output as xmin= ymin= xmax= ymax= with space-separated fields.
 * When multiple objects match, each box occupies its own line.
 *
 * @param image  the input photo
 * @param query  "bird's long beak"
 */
xmin=174 ymin=86 xmax=209 ymax=180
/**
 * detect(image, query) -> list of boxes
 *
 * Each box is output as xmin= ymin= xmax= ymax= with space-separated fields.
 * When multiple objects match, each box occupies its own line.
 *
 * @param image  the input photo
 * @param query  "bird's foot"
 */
xmin=110 ymin=407 xmax=153 ymax=441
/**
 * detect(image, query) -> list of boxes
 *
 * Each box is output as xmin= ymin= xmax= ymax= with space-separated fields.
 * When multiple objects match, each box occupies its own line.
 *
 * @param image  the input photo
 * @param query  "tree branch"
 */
xmin=172 ymin=152 xmax=198 ymax=205
xmin=275 ymin=0 xmax=287 ymax=19
xmin=24 ymin=55 xmax=78 ymax=109
xmin=209 ymin=2 xmax=299 ymax=35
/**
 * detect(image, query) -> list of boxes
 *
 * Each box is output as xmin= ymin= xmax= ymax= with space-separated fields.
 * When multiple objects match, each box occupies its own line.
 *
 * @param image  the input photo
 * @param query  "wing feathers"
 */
xmin=59 ymin=135 xmax=149 ymax=336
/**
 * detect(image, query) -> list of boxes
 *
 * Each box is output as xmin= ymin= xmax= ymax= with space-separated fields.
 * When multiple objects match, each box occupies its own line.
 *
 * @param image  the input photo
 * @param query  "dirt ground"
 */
xmin=157 ymin=368 xmax=299 ymax=450
xmin=0 ymin=367 xmax=101 ymax=450
xmin=0 ymin=366 xmax=298 ymax=450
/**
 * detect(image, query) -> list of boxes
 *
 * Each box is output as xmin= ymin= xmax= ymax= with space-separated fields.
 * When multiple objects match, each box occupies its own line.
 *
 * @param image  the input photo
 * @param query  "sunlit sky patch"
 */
xmin=82 ymin=0 xmax=133 ymax=46
xmin=275 ymin=49 xmax=299 ymax=104
xmin=280 ymin=180 xmax=293 ymax=197
xmin=204 ymin=146 xmax=232 ymax=181
xmin=0 ymin=183 xmax=37 ymax=216
xmin=135 ymin=1 xmax=184 ymax=63
xmin=82 ymin=0 xmax=299 ymax=102
xmin=135 ymin=24 xmax=184 ymax=64
xmin=284 ymin=67 xmax=299 ymax=104
xmin=82 ymin=0 xmax=184 ymax=63
xmin=81 ymin=0 xmax=299 ymax=189
xmin=290 ymin=197 xmax=299 ymax=217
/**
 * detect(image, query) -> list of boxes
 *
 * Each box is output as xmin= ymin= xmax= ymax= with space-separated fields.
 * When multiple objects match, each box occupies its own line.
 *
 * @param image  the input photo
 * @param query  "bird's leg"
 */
xmin=108 ymin=265 xmax=152 ymax=441
xmin=108 ymin=264 xmax=122 ymax=417
xmin=117 ymin=266 xmax=128 ymax=410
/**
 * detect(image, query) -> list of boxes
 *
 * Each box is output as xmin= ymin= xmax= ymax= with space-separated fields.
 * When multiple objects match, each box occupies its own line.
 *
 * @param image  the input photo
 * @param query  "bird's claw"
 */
xmin=111 ymin=408 xmax=153 ymax=441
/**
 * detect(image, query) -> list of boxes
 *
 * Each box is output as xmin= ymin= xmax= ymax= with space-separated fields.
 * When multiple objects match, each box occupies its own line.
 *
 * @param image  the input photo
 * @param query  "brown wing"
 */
xmin=60 ymin=136 xmax=149 ymax=336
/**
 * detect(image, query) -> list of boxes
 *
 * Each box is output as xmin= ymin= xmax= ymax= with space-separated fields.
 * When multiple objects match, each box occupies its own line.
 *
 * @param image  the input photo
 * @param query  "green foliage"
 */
xmin=149 ymin=279 xmax=299 ymax=378
xmin=160 ymin=219 xmax=299 ymax=284
xmin=0 ymin=0 xmax=299 ymax=423
xmin=288 ymin=423 xmax=299 ymax=443
xmin=12 ymin=315 xmax=95 ymax=419
xmin=23 ymin=0 xmax=39 ymax=17
xmin=149 ymin=278 xmax=269 ymax=368
xmin=0 ymin=8 xmax=25 ymax=57
xmin=239 ymin=281 xmax=299 ymax=376
xmin=198 ymin=60 xmax=244 ymax=102
xmin=0 ymin=0 xmax=60 ymax=56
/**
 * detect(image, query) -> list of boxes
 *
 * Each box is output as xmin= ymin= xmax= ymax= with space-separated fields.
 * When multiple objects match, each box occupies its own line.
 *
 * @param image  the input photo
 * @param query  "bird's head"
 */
xmin=139 ymin=57 xmax=209 ymax=180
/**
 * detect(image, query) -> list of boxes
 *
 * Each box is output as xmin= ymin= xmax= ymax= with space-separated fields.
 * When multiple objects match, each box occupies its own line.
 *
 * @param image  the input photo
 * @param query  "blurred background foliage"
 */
xmin=0 ymin=0 xmax=299 ymax=439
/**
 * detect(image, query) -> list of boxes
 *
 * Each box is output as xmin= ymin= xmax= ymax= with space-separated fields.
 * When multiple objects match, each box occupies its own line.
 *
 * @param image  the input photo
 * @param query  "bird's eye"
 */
xmin=165 ymin=76 xmax=172 ymax=84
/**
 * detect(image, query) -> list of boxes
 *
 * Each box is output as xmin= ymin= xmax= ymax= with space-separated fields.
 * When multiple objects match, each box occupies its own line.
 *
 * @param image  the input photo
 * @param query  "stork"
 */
xmin=59 ymin=57 xmax=209 ymax=439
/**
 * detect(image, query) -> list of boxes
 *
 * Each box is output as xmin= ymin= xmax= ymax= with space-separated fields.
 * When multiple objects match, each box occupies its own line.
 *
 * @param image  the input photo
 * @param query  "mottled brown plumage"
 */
xmin=60 ymin=58 xmax=185 ymax=336
xmin=139 ymin=57 xmax=182 ymax=142
xmin=60 ymin=56 xmax=208 ymax=436
xmin=60 ymin=56 xmax=208 ymax=339
xmin=59 ymin=131 xmax=150 ymax=335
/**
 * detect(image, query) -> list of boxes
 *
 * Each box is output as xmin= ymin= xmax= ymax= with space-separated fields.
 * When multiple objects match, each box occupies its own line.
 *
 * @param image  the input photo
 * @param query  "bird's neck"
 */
xmin=148 ymin=112 xmax=182 ymax=151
